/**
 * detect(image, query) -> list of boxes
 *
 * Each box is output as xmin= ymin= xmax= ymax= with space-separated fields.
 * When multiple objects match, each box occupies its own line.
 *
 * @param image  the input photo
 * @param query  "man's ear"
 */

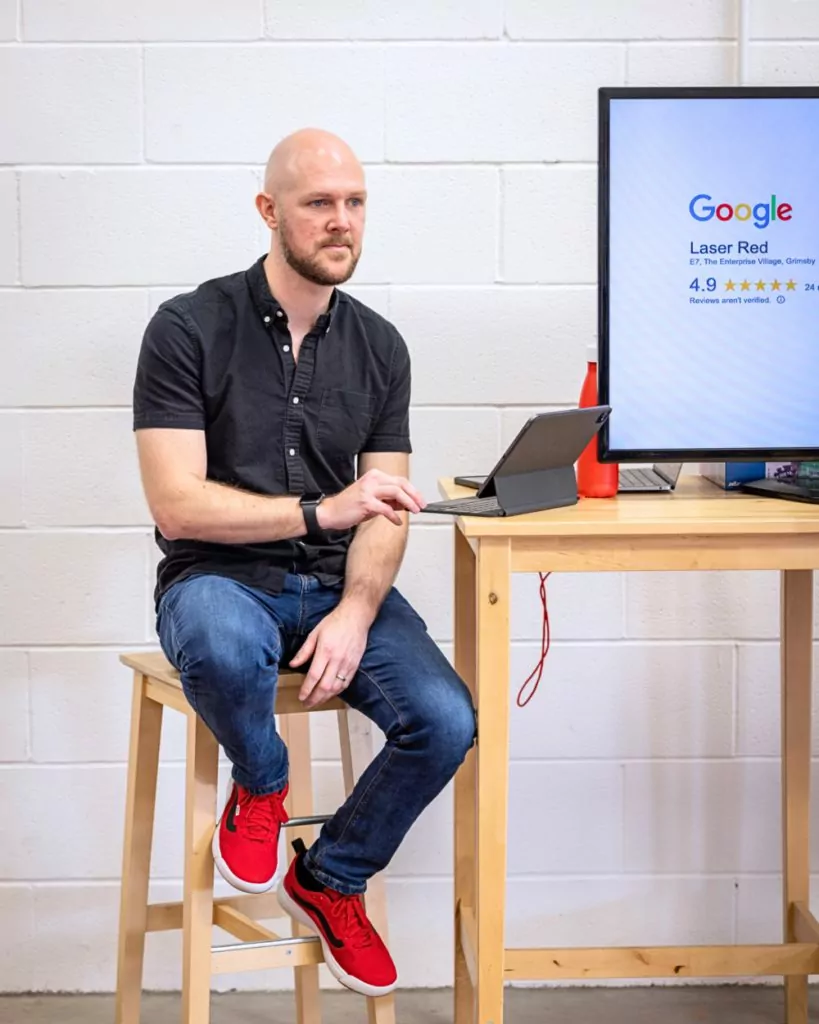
xmin=255 ymin=192 xmax=278 ymax=231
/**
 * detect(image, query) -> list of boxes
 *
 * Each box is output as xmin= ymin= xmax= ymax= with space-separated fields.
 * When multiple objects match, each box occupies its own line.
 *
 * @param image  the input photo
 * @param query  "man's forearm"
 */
xmin=340 ymin=513 xmax=409 ymax=625
xmin=158 ymin=476 xmax=308 ymax=544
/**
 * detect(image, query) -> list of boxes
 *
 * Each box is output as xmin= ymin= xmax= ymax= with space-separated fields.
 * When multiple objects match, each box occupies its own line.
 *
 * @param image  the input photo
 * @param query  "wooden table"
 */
xmin=441 ymin=475 xmax=819 ymax=1024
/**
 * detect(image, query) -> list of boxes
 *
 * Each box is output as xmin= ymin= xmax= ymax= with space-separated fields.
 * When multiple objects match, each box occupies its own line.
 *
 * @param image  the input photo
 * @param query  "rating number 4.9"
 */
xmin=690 ymin=277 xmax=717 ymax=292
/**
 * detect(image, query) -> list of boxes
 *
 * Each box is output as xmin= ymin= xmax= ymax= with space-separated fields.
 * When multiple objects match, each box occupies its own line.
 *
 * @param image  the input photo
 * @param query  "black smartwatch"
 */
xmin=299 ymin=492 xmax=326 ymax=541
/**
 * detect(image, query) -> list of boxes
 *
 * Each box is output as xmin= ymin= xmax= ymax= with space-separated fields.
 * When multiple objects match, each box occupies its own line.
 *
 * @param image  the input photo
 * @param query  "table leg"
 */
xmin=475 ymin=538 xmax=512 ymax=1024
xmin=454 ymin=528 xmax=477 ymax=1024
xmin=781 ymin=569 xmax=814 ymax=1024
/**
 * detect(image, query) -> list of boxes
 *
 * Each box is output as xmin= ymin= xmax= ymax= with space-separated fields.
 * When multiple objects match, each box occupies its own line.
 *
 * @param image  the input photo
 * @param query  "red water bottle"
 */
xmin=577 ymin=344 xmax=619 ymax=498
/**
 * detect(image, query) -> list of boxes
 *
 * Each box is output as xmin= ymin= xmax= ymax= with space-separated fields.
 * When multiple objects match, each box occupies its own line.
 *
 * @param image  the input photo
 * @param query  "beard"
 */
xmin=278 ymin=219 xmax=361 ymax=286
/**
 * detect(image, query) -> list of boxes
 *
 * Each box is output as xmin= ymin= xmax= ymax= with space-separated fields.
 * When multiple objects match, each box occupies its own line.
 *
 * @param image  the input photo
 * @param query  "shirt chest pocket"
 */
xmin=317 ymin=388 xmax=375 ymax=456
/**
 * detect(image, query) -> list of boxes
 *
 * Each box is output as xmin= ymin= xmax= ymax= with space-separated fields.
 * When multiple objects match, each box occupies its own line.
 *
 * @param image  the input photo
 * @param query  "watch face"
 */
xmin=301 ymin=492 xmax=324 ymax=504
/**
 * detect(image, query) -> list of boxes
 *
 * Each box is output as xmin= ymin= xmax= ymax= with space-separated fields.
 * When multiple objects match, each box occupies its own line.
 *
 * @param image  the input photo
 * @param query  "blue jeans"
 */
xmin=157 ymin=572 xmax=476 ymax=894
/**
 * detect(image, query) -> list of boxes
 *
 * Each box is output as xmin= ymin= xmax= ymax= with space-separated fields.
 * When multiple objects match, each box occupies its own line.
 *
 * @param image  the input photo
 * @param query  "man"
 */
xmin=132 ymin=128 xmax=476 ymax=997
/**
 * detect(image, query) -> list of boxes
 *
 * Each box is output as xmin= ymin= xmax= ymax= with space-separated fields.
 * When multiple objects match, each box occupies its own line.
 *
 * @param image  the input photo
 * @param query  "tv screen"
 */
xmin=598 ymin=87 xmax=819 ymax=462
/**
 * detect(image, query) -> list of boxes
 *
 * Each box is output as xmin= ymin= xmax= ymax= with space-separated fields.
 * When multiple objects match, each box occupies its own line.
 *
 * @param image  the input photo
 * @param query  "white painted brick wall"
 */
xmin=20 ymin=170 xmax=262 ymax=286
xmin=24 ymin=411 xmax=150 ymax=527
xmin=0 ymin=46 xmax=142 ymax=163
xmin=0 ymin=413 xmax=23 ymax=526
xmin=0 ymin=289 xmax=149 ymax=406
xmin=627 ymin=42 xmax=736 ymax=85
xmin=0 ymin=170 xmax=18 ymax=283
xmin=358 ymin=166 xmax=498 ymax=284
xmin=264 ymin=0 xmax=503 ymax=41
xmin=0 ymin=0 xmax=15 ymax=40
xmin=750 ymin=43 xmax=819 ymax=82
xmin=390 ymin=286 xmax=596 ymax=405
xmin=751 ymin=0 xmax=819 ymax=39
xmin=385 ymin=44 xmax=624 ymax=162
xmin=0 ymin=651 xmax=29 ymax=761
xmin=145 ymin=46 xmax=386 ymax=163
xmin=502 ymin=167 xmax=598 ymax=283
xmin=2 ymin=0 xmax=816 ymax=995
xmin=21 ymin=0 xmax=264 ymax=41
xmin=505 ymin=0 xmax=735 ymax=40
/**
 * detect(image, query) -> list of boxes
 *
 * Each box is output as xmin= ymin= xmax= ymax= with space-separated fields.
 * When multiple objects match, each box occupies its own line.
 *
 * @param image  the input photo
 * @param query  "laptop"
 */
xmin=421 ymin=406 xmax=611 ymax=518
xmin=618 ymin=462 xmax=682 ymax=493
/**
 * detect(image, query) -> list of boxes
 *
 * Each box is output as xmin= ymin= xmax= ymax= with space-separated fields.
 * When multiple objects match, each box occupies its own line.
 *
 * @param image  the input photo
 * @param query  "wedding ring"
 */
xmin=336 ymin=673 xmax=347 ymax=682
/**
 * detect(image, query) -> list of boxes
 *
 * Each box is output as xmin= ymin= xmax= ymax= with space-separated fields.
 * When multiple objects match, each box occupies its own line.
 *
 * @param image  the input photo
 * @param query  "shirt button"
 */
xmin=289 ymin=448 xmax=295 ymax=456
xmin=293 ymin=396 xmax=300 ymax=404
xmin=283 ymin=345 xmax=290 ymax=352
xmin=276 ymin=310 xmax=283 ymax=318
xmin=263 ymin=315 xmax=270 ymax=323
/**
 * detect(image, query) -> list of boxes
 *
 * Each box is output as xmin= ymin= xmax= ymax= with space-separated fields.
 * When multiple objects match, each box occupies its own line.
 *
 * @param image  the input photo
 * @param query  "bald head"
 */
xmin=264 ymin=128 xmax=362 ymax=197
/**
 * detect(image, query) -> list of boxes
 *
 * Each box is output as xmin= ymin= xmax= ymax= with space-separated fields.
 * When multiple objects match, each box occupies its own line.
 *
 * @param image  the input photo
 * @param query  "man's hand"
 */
xmin=290 ymin=604 xmax=370 ymax=709
xmin=317 ymin=468 xmax=425 ymax=531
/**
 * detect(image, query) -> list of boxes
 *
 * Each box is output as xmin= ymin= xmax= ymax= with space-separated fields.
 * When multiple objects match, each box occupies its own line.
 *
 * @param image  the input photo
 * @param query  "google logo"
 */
xmin=689 ymin=193 xmax=793 ymax=229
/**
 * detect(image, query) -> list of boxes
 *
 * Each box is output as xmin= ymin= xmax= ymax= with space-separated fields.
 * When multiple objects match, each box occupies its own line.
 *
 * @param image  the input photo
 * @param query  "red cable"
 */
xmin=516 ymin=572 xmax=552 ymax=707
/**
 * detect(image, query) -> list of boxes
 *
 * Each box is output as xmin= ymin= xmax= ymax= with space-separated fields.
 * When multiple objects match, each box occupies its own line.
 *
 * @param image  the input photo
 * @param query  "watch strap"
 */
xmin=300 ymin=497 xmax=324 ymax=540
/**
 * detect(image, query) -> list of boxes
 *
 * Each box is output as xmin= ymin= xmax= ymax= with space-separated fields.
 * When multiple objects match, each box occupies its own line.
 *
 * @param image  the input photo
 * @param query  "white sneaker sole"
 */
xmin=278 ymin=883 xmax=397 ymax=998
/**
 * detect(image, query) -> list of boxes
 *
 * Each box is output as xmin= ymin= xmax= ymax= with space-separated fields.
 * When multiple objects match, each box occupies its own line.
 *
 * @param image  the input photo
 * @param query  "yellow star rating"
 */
xmin=698 ymin=278 xmax=801 ymax=296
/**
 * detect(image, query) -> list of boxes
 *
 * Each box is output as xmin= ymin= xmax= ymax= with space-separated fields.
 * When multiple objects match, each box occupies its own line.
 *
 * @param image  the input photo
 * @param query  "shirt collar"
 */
xmin=246 ymin=255 xmax=340 ymax=333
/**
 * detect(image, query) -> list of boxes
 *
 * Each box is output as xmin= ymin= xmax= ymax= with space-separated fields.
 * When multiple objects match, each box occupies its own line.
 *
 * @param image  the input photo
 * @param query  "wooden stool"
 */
xmin=115 ymin=650 xmax=396 ymax=1024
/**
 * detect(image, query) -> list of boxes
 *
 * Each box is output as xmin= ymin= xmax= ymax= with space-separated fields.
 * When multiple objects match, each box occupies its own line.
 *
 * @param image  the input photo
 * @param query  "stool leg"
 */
xmin=115 ymin=673 xmax=163 ymax=1024
xmin=338 ymin=708 xmax=397 ymax=1024
xmin=182 ymin=713 xmax=219 ymax=1024
xmin=280 ymin=712 xmax=322 ymax=1024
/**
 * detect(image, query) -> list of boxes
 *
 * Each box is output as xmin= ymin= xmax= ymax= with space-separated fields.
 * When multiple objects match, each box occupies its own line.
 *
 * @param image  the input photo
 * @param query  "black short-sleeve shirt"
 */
xmin=133 ymin=256 xmax=412 ymax=606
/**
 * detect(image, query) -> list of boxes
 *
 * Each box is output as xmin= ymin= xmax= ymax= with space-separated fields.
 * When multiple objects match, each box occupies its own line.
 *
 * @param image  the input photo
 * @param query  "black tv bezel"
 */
xmin=597 ymin=85 xmax=819 ymax=464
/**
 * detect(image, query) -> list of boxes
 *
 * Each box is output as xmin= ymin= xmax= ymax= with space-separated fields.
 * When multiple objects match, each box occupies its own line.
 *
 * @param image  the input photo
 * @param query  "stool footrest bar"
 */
xmin=211 ymin=934 xmax=319 ymax=954
xmin=211 ymin=934 xmax=325 ymax=974
xmin=284 ymin=814 xmax=331 ymax=827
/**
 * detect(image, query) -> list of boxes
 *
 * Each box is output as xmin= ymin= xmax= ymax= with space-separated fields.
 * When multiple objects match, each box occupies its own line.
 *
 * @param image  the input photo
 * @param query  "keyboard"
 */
xmin=421 ymin=496 xmax=505 ymax=517
xmin=619 ymin=467 xmax=668 ymax=491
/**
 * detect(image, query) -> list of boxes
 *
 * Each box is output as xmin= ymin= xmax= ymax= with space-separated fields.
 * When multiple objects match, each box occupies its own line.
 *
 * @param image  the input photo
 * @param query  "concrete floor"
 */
xmin=0 ymin=987 xmax=816 ymax=1023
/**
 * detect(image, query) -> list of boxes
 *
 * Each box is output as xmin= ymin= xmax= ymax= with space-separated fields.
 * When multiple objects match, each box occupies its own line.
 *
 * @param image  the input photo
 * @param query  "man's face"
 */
xmin=275 ymin=164 xmax=366 ymax=287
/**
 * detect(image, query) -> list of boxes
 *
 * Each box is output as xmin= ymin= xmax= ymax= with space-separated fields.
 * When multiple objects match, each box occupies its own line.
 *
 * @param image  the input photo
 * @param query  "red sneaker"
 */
xmin=212 ymin=780 xmax=289 ymax=894
xmin=278 ymin=839 xmax=398 ymax=997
